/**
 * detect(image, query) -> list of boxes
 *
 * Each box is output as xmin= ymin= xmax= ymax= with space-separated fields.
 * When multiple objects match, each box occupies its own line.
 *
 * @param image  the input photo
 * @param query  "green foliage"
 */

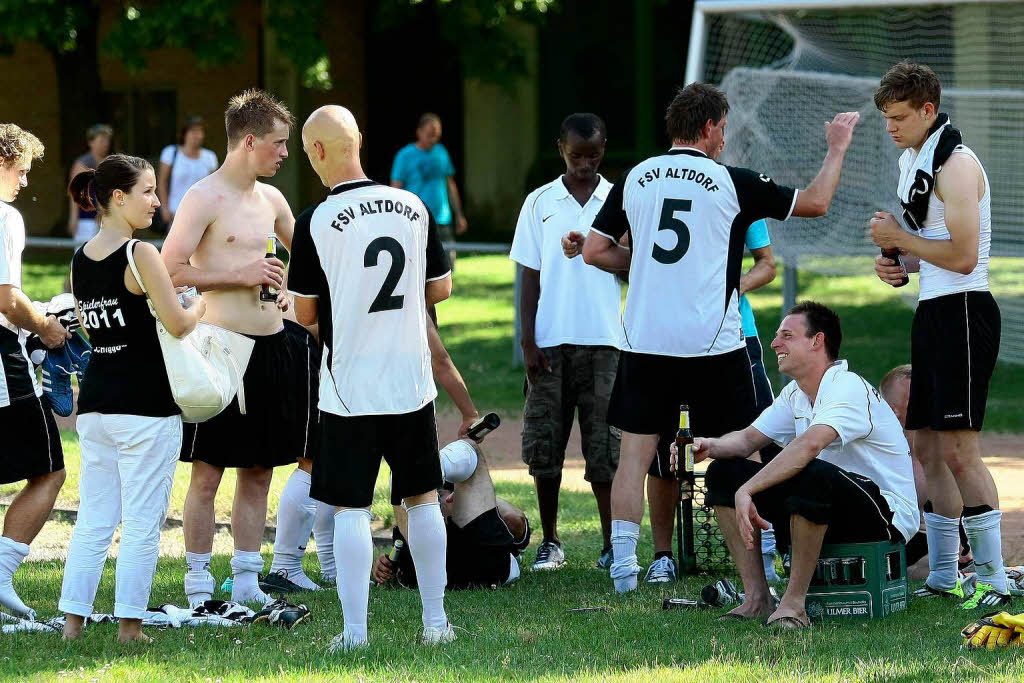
xmin=0 ymin=0 xmax=92 ymax=54
xmin=0 ymin=0 xmax=334 ymax=91
xmin=265 ymin=0 xmax=333 ymax=90
xmin=102 ymin=0 xmax=243 ymax=71
xmin=375 ymin=0 xmax=557 ymax=89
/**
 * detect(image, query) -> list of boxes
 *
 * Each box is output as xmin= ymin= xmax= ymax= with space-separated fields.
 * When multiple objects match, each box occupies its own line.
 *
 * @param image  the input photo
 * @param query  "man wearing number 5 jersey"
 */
xmin=289 ymin=106 xmax=453 ymax=651
xmin=578 ymin=83 xmax=860 ymax=593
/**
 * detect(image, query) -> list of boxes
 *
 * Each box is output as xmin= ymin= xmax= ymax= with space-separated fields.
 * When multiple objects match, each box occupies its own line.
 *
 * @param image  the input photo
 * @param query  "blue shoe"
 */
xmin=40 ymin=346 xmax=75 ymax=417
xmin=65 ymin=331 xmax=92 ymax=380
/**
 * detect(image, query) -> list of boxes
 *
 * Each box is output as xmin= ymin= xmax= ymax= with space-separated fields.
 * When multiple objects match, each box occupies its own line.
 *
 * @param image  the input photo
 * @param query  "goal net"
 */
xmin=690 ymin=0 xmax=1024 ymax=363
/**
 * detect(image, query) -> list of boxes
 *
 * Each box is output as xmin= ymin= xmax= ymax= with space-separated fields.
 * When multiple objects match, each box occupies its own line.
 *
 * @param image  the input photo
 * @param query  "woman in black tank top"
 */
xmin=61 ymin=154 xmax=206 ymax=644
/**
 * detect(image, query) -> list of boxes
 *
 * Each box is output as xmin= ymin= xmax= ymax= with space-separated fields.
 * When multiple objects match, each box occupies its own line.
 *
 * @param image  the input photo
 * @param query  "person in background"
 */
xmin=67 ymin=124 xmax=113 ymax=245
xmin=157 ymin=116 xmax=218 ymax=228
xmin=391 ymin=113 xmax=468 ymax=262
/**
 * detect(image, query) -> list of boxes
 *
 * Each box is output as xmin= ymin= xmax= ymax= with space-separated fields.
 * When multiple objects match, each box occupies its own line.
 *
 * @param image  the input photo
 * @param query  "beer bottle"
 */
xmin=388 ymin=538 xmax=405 ymax=562
xmin=259 ymin=233 xmax=279 ymax=302
xmin=880 ymin=248 xmax=909 ymax=287
xmin=677 ymin=404 xmax=697 ymax=574
xmin=466 ymin=412 xmax=501 ymax=442
xmin=676 ymin=404 xmax=694 ymax=474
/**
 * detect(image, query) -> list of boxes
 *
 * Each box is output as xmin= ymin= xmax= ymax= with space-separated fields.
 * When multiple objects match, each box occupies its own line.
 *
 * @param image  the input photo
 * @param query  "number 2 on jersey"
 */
xmin=363 ymin=236 xmax=406 ymax=313
xmin=652 ymin=198 xmax=692 ymax=265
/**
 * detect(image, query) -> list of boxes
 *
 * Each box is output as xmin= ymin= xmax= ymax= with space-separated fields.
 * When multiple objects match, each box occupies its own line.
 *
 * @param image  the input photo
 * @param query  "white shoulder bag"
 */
xmin=126 ymin=239 xmax=254 ymax=423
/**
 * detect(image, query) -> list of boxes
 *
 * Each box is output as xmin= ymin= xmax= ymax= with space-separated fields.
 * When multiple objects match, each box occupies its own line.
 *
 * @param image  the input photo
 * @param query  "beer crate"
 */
xmin=804 ymin=540 xmax=908 ymax=621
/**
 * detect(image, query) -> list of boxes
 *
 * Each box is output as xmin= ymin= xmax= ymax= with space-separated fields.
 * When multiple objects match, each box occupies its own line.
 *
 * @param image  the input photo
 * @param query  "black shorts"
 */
xmin=606 ymin=349 xmax=757 ymax=478
xmin=906 ymin=291 xmax=1000 ymax=431
xmin=705 ymin=458 xmax=900 ymax=549
xmin=310 ymin=402 xmax=441 ymax=508
xmin=395 ymin=507 xmax=525 ymax=590
xmin=0 ymin=395 xmax=64 ymax=484
xmin=180 ymin=320 xmax=320 ymax=468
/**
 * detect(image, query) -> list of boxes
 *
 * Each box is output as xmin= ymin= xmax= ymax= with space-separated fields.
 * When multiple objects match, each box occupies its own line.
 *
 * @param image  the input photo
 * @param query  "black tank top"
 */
xmin=71 ymin=241 xmax=179 ymax=417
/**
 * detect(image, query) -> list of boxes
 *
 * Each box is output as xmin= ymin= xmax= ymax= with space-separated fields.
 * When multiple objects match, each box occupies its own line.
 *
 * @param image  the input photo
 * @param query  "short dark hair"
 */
xmin=86 ymin=123 xmax=113 ymax=142
xmin=559 ymin=113 xmax=607 ymax=143
xmin=68 ymin=154 xmax=152 ymax=215
xmin=874 ymin=61 xmax=941 ymax=111
xmin=224 ymin=89 xmax=294 ymax=148
xmin=417 ymin=112 xmax=441 ymax=129
xmin=879 ymin=364 xmax=912 ymax=398
xmin=787 ymin=301 xmax=842 ymax=361
xmin=665 ymin=83 xmax=730 ymax=143
xmin=180 ymin=115 xmax=205 ymax=144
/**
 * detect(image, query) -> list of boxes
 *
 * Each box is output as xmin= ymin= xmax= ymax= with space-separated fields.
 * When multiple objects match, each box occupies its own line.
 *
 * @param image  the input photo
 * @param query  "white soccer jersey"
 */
xmin=509 ymin=175 xmax=624 ymax=349
xmin=590 ymin=147 xmax=798 ymax=357
xmin=0 ymin=202 xmax=41 ymax=407
xmin=898 ymin=146 xmax=992 ymax=301
xmin=288 ymin=180 xmax=452 ymax=417
xmin=752 ymin=360 xmax=919 ymax=543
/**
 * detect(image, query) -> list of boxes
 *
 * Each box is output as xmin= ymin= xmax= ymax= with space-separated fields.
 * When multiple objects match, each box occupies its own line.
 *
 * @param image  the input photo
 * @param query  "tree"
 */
xmin=0 ymin=0 xmax=332 ymax=167
xmin=373 ymin=0 xmax=556 ymax=91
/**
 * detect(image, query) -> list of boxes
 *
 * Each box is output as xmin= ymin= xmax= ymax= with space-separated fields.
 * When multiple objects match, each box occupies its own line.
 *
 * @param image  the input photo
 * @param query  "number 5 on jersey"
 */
xmin=653 ymin=198 xmax=691 ymax=265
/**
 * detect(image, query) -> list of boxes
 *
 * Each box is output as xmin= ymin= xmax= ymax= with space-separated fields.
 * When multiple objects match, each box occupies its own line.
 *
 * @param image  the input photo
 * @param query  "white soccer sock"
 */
xmin=230 ymin=549 xmax=271 ymax=605
xmin=270 ymin=469 xmax=320 ymax=590
xmin=924 ymin=512 xmax=961 ymax=591
xmin=313 ymin=501 xmax=336 ymax=582
xmin=334 ymin=509 xmax=372 ymax=645
xmin=406 ymin=502 xmax=449 ymax=630
xmin=0 ymin=536 xmax=34 ymax=618
xmin=184 ymin=551 xmax=215 ymax=608
xmin=964 ymin=509 xmax=1008 ymax=594
xmin=610 ymin=520 xmax=641 ymax=593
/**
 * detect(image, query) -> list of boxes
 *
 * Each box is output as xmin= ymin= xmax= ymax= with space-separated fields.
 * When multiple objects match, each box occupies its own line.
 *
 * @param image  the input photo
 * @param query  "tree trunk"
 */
xmin=52 ymin=1 xmax=103 ymax=170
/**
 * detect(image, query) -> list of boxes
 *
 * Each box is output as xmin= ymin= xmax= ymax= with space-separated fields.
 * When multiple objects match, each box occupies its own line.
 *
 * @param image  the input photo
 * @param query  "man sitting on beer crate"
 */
xmin=671 ymin=302 xmax=918 ymax=629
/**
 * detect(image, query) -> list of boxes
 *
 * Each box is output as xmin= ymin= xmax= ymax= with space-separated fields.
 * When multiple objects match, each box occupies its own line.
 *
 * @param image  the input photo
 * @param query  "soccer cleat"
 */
xmin=249 ymin=598 xmax=310 ymax=629
xmin=531 ymin=541 xmax=566 ymax=572
xmin=259 ymin=569 xmax=312 ymax=594
xmin=960 ymin=582 xmax=1013 ymax=611
xmin=595 ymin=546 xmax=613 ymax=570
xmin=329 ymin=631 xmax=369 ymax=652
xmin=40 ymin=347 xmax=75 ymax=417
xmin=912 ymin=571 xmax=976 ymax=600
xmin=422 ymin=622 xmax=457 ymax=646
xmin=65 ymin=331 xmax=92 ymax=380
xmin=644 ymin=556 xmax=677 ymax=584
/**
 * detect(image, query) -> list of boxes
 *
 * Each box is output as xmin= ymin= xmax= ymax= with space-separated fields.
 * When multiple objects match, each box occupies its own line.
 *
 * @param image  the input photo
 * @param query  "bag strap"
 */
xmin=124 ymin=239 xmax=148 ymax=296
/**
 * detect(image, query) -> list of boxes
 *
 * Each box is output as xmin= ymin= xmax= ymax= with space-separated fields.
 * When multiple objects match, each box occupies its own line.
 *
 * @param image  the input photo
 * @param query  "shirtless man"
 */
xmin=163 ymin=89 xmax=320 ymax=605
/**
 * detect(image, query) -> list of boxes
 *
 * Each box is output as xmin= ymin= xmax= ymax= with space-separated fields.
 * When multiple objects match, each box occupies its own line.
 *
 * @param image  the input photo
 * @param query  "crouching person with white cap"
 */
xmin=373 ymin=439 xmax=531 ymax=591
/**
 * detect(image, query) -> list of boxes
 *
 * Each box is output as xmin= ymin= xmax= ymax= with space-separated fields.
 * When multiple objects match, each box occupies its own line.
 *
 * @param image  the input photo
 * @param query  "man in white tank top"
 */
xmin=870 ymin=62 xmax=1008 ymax=610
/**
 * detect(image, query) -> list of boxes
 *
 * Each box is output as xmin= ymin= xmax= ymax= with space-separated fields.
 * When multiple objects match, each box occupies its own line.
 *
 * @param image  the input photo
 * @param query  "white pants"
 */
xmin=59 ymin=413 xmax=181 ymax=619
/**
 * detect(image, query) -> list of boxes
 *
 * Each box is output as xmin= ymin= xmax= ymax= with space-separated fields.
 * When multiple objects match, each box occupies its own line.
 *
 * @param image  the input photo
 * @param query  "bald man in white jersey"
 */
xmin=163 ymin=89 xmax=323 ymax=606
xmin=871 ymin=61 xmax=1008 ymax=609
xmin=289 ymin=106 xmax=453 ymax=650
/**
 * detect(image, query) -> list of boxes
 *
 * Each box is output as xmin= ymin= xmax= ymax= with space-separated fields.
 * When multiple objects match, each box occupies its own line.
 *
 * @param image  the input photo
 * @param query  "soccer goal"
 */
xmin=687 ymin=0 xmax=1024 ymax=363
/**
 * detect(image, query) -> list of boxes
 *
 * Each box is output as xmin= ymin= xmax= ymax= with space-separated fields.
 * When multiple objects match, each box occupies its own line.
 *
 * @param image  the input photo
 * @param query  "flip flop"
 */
xmin=764 ymin=614 xmax=811 ymax=630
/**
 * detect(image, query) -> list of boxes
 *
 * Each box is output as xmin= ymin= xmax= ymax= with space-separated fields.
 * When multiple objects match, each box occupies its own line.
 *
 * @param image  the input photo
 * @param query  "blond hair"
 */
xmin=879 ymin=364 xmax=912 ymax=399
xmin=0 ymin=123 xmax=44 ymax=168
xmin=224 ymin=89 xmax=295 ymax=148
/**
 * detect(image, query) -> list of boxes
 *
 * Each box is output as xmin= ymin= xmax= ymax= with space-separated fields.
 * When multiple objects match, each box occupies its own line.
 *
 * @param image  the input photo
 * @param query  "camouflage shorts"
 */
xmin=521 ymin=344 xmax=620 ymax=483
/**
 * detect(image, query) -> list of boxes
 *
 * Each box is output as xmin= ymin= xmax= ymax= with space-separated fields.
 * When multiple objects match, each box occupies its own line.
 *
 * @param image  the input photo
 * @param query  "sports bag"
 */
xmin=125 ymin=239 xmax=253 ymax=422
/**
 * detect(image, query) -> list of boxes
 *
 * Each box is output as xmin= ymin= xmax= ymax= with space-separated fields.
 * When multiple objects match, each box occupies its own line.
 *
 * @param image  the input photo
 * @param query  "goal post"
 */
xmin=686 ymin=0 xmax=1024 ymax=364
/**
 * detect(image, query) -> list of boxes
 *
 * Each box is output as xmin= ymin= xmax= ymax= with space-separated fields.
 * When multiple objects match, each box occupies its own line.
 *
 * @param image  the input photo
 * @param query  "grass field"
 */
xmin=3 ymin=252 xmax=1024 ymax=681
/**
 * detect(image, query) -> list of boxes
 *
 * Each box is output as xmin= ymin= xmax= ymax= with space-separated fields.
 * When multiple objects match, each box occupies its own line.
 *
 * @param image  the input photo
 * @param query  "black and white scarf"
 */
xmin=896 ymin=113 xmax=963 ymax=231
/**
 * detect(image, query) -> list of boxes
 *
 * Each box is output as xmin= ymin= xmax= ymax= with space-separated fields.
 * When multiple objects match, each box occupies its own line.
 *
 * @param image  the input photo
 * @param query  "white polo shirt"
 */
xmin=509 ymin=176 xmax=623 ymax=349
xmin=752 ymin=360 xmax=919 ymax=543
xmin=0 ymin=202 xmax=40 ymax=407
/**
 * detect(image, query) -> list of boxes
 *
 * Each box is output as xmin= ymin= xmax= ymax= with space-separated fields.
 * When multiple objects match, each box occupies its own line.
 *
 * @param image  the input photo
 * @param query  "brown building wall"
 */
xmin=0 ymin=0 xmax=366 ymax=236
